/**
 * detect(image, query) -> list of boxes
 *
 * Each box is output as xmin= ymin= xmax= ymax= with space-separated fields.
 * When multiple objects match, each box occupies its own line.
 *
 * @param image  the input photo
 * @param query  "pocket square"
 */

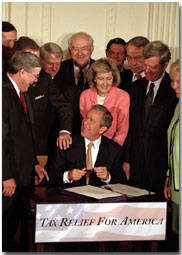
xmin=35 ymin=94 xmax=45 ymax=100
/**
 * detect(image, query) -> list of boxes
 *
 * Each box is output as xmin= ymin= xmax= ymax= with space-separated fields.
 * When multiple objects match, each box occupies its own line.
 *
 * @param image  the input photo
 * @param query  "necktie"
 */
xmin=145 ymin=83 xmax=155 ymax=121
xmin=19 ymin=91 xmax=28 ymax=116
xmin=77 ymin=69 xmax=85 ymax=96
xmin=135 ymin=73 xmax=142 ymax=80
xmin=86 ymin=142 xmax=93 ymax=185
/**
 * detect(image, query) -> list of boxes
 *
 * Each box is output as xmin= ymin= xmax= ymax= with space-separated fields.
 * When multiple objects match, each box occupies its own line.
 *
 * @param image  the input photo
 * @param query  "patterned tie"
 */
xmin=19 ymin=91 xmax=28 ymax=116
xmin=145 ymin=83 xmax=155 ymax=121
xmin=86 ymin=142 xmax=93 ymax=185
xmin=77 ymin=69 xmax=85 ymax=96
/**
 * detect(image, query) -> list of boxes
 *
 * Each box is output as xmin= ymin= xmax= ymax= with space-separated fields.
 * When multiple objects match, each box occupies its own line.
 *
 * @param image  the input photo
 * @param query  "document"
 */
xmin=102 ymin=183 xmax=155 ymax=197
xmin=63 ymin=185 xmax=126 ymax=202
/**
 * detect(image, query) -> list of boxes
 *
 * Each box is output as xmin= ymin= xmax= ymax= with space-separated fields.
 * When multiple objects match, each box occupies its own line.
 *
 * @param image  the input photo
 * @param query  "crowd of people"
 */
xmin=2 ymin=21 xmax=179 ymax=252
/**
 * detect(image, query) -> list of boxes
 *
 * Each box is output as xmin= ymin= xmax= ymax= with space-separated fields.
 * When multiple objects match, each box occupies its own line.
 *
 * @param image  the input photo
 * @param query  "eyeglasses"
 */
xmin=27 ymin=71 xmax=39 ymax=80
xmin=45 ymin=61 xmax=61 ymax=67
xmin=126 ymin=55 xmax=143 ymax=62
xmin=71 ymin=46 xmax=91 ymax=53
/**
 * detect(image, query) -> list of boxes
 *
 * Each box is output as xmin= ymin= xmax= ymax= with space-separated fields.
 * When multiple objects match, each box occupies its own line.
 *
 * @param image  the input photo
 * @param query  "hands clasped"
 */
xmin=68 ymin=166 xmax=109 ymax=181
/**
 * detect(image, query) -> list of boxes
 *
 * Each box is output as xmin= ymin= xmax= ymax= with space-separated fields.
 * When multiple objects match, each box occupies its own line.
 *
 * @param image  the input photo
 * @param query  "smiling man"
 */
xmin=48 ymin=104 xmax=126 ymax=188
xmin=2 ymin=51 xmax=49 ymax=251
xmin=13 ymin=37 xmax=73 ymax=157
xmin=55 ymin=32 xmax=95 ymax=134
xmin=40 ymin=42 xmax=63 ymax=79
xmin=122 ymin=41 xmax=178 ymax=195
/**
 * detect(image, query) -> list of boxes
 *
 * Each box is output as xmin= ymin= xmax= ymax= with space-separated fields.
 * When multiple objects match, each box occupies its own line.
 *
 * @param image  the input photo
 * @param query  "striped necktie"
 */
xmin=86 ymin=142 xmax=93 ymax=185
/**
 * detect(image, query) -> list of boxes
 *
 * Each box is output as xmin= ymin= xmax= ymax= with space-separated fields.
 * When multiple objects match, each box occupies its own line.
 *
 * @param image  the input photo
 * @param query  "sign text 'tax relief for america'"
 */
xmin=35 ymin=202 xmax=167 ymax=243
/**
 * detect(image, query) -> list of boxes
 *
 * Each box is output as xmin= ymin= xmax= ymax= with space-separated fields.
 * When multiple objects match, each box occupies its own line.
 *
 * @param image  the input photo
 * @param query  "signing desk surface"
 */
xmin=25 ymin=186 xmax=164 ymax=252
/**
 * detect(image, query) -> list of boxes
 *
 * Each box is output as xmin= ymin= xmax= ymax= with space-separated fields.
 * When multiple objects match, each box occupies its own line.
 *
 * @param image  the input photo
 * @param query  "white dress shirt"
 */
xmin=7 ymin=73 xmax=20 ymax=97
xmin=63 ymin=136 xmax=111 ymax=184
xmin=146 ymin=71 xmax=165 ymax=103
xmin=73 ymin=62 xmax=90 ymax=84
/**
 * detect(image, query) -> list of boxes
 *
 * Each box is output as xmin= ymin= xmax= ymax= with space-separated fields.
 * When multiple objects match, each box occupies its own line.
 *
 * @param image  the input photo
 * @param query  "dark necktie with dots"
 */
xmin=77 ymin=69 xmax=85 ymax=96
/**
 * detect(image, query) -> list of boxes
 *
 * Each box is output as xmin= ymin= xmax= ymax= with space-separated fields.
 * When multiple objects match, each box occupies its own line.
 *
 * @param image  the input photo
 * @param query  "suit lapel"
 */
xmin=94 ymin=136 xmax=107 ymax=167
xmin=69 ymin=60 xmax=77 ymax=87
xmin=6 ymin=77 xmax=29 ymax=121
xmin=75 ymin=137 xmax=86 ymax=168
xmin=24 ymin=92 xmax=34 ymax=124
xmin=146 ymin=72 xmax=170 ymax=128
xmin=136 ymin=79 xmax=148 ymax=127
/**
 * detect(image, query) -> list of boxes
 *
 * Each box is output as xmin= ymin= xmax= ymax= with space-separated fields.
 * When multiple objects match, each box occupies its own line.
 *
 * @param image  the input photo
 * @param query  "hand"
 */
xmin=164 ymin=177 xmax=171 ymax=200
xmin=68 ymin=168 xmax=86 ymax=181
xmin=2 ymin=178 xmax=16 ymax=197
xmin=35 ymin=164 xmax=49 ymax=184
xmin=56 ymin=132 xmax=72 ymax=150
xmin=94 ymin=166 xmax=109 ymax=180
xmin=122 ymin=162 xmax=130 ymax=181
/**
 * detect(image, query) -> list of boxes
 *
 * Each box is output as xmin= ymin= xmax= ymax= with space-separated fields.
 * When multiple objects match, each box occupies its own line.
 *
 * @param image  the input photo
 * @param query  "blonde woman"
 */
xmin=80 ymin=57 xmax=130 ymax=146
xmin=164 ymin=59 xmax=179 ymax=236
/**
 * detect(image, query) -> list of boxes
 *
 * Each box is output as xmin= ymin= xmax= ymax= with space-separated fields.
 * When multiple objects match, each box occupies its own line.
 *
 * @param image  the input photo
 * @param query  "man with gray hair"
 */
xmin=40 ymin=42 xmax=63 ymax=79
xmin=123 ymin=41 xmax=178 ymax=196
xmin=55 ymin=32 xmax=95 ymax=134
xmin=2 ymin=51 xmax=49 ymax=251
xmin=13 ymin=38 xmax=73 ymax=164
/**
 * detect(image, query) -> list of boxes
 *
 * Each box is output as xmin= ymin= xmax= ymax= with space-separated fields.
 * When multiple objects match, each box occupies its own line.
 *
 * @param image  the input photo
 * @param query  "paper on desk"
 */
xmin=65 ymin=185 xmax=125 ymax=200
xmin=102 ymin=183 xmax=155 ymax=197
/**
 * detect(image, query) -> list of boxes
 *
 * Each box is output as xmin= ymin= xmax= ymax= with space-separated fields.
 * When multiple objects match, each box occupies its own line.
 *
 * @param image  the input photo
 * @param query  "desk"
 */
xmin=23 ymin=186 xmax=164 ymax=252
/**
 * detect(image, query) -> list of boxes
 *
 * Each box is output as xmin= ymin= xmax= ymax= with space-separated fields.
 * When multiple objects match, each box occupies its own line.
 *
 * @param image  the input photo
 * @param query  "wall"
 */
xmin=2 ymin=2 xmax=179 ymax=70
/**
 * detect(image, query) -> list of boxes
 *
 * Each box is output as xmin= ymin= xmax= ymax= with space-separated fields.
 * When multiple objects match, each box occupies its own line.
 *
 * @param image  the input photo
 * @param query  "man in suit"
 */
xmin=55 ymin=32 xmax=95 ymax=134
xmin=122 ymin=41 xmax=178 ymax=195
xmin=48 ymin=105 xmax=126 ymax=188
xmin=2 ymin=21 xmax=17 ymax=74
xmin=124 ymin=36 xmax=149 ymax=91
xmin=14 ymin=37 xmax=73 ymax=159
xmin=2 ymin=51 xmax=49 ymax=251
xmin=105 ymin=37 xmax=132 ymax=92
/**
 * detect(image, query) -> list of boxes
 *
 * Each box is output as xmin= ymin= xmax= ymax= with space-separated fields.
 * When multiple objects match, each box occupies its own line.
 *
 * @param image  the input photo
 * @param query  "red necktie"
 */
xmin=135 ymin=73 xmax=142 ymax=80
xmin=19 ymin=91 xmax=28 ymax=116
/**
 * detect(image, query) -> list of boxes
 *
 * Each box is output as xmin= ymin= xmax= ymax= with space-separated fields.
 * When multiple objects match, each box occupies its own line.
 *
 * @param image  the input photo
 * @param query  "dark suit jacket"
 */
xmin=123 ymin=72 xmax=178 ymax=194
xmin=119 ymin=68 xmax=133 ymax=92
xmin=48 ymin=135 xmax=126 ymax=188
xmin=28 ymin=69 xmax=73 ymax=155
xmin=54 ymin=58 xmax=94 ymax=134
xmin=2 ymin=75 xmax=36 ymax=188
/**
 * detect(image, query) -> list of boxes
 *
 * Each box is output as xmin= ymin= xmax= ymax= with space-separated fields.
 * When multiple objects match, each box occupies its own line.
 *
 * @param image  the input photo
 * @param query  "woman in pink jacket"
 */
xmin=80 ymin=57 xmax=130 ymax=146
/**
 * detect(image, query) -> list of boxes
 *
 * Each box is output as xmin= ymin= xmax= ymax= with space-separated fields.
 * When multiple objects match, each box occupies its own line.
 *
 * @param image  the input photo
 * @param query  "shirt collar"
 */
xmin=84 ymin=136 xmax=102 ymax=149
xmin=7 ymin=72 xmax=20 ymax=96
xmin=73 ymin=60 xmax=90 ymax=73
xmin=148 ymin=71 xmax=165 ymax=87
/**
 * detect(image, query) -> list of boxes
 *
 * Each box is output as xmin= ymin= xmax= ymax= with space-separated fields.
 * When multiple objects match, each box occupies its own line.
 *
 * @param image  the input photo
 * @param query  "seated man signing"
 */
xmin=48 ymin=105 xmax=126 ymax=188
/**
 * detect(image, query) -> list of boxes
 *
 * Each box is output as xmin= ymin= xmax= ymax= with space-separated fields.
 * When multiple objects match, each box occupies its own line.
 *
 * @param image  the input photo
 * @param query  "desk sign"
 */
xmin=35 ymin=202 xmax=167 ymax=243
